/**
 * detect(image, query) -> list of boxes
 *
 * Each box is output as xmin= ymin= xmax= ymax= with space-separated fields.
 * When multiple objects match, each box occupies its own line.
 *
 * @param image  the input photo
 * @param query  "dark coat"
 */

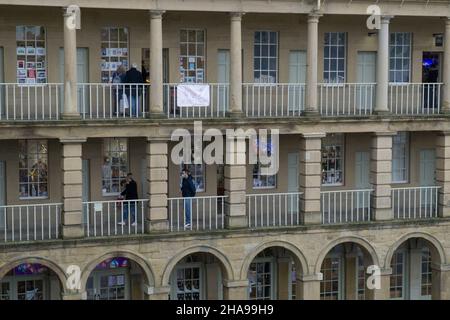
xmin=124 ymin=68 xmax=144 ymax=96
xmin=181 ymin=175 xmax=196 ymax=197
xmin=121 ymin=179 xmax=138 ymax=200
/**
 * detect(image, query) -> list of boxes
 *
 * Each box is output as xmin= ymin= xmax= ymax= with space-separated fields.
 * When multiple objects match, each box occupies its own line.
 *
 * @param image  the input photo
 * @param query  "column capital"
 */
xmin=380 ymin=15 xmax=394 ymax=23
xmin=149 ymin=10 xmax=165 ymax=19
xmin=298 ymin=273 xmax=323 ymax=282
xmin=307 ymin=12 xmax=322 ymax=22
xmin=372 ymin=131 xmax=397 ymax=137
xmin=301 ymin=132 xmax=326 ymax=139
xmin=230 ymin=12 xmax=245 ymax=21
xmin=222 ymin=279 xmax=249 ymax=288
xmin=60 ymin=138 xmax=87 ymax=144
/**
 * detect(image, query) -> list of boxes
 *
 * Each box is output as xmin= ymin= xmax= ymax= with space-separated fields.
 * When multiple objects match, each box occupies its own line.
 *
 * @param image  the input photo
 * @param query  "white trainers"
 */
xmin=117 ymin=222 xmax=125 ymax=226
xmin=184 ymin=223 xmax=191 ymax=228
xmin=131 ymin=222 xmax=137 ymax=227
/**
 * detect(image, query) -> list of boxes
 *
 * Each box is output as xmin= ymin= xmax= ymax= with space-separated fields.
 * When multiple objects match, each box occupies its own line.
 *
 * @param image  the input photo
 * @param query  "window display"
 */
xmin=102 ymin=138 xmax=128 ymax=195
xmin=16 ymin=26 xmax=46 ymax=84
xmin=321 ymin=134 xmax=344 ymax=185
xmin=19 ymin=140 xmax=48 ymax=198
xmin=101 ymin=27 xmax=129 ymax=83
xmin=252 ymin=137 xmax=277 ymax=188
xmin=179 ymin=29 xmax=205 ymax=83
xmin=175 ymin=266 xmax=201 ymax=300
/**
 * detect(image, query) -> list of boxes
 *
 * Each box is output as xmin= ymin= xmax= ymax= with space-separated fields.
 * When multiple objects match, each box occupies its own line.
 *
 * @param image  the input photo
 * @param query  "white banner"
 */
xmin=177 ymin=84 xmax=210 ymax=107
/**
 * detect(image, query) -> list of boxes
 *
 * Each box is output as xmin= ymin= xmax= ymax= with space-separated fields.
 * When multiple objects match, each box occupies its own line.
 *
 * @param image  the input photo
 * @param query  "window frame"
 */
xmin=390 ymin=249 xmax=407 ymax=300
xmin=253 ymin=31 xmax=279 ymax=84
xmin=170 ymin=262 xmax=204 ymax=300
xmin=392 ymin=132 xmax=410 ymax=184
xmin=323 ymin=32 xmax=347 ymax=84
xmin=16 ymin=26 xmax=47 ymax=84
xmin=248 ymin=257 xmax=276 ymax=300
xmin=179 ymin=28 xmax=206 ymax=83
xmin=19 ymin=140 xmax=49 ymax=200
xmin=100 ymin=27 xmax=130 ymax=83
xmin=321 ymin=133 xmax=345 ymax=186
xmin=251 ymin=136 xmax=277 ymax=190
xmin=102 ymin=138 xmax=128 ymax=196
xmin=389 ymin=32 xmax=412 ymax=84
xmin=320 ymin=255 xmax=343 ymax=300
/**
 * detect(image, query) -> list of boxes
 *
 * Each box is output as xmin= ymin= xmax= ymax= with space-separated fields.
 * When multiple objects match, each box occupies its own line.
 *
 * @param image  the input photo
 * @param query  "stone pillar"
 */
xmin=443 ymin=18 xmax=450 ymax=113
xmin=145 ymin=138 xmax=169 ymax=231
xmin=224 ymin=136 xmax=247 ymax=228
xmin=296 ymin=274 xmax=321 ymax=300
xmin=367 ymin=269 xmax=392 ymax=300
xmin=370 ymin=132 xmax=395 ymax=221
xmin=436 ymin=132 xmax=450 ymax=217
xmin=149 ymin=10 xmax=165 ymax=117
xmin=304 ymin=12 xmax=322 ymax=116
xmin=228 ymin=12 xmax=244 ymax=117
xmin=277 ymin=258 xmax=290 ymax=300
xmin=223 ymin=280 xmax=249 ymax=300
xmin=147 ymin=286 xmax=170 ymax=300
xmin=431 ymin=265 xmax=450 ymax=300
xmin=62 ymin=8 xmax=80 ymax=119
xmin=344 ymin=254 xmax=358 ymax=300
xmin=62 ymin=291 xmax=83 ymax=300
xmin=60 ymin=138 xmax=85 ymax=239
xmin=374 ymin=16 xmax=392 ymax=115
xmin=299 ymin=133 xmax=325 ymax=224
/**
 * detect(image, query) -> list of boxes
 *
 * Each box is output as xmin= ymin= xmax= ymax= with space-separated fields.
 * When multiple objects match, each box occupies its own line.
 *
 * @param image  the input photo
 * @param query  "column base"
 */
xmin=225 ymin=215 xmax=248 ymax=229
xmin=302 ymin=211 xmax=321 ymax=225
xmin=61 ymin=113 xmax=81 ymax=120
xmin=372 ymin=109 xmax=391 ymax=116
xmin=226 ymin=110 xmax=245 ymax=119
xmin=148 ymin=111 xmax=166 ymax=119
xmin=61 ymin=225 xmax=84 ymax=239
xmin=145 ymin=219 xmax=169 ymax=232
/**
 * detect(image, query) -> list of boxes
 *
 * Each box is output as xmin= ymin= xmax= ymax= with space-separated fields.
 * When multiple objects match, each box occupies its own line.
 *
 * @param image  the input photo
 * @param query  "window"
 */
xmin=180 ymin=29 xmax=205 ymax=83
xmin=101 ymin=27 xmax=129 ymax=83
xmin=320 ymin=257 xmax=341 ymax=300
xmin=392 ymin=132 xmax=409 ymax=183
xmin=290 ymin=262 xmax=297 ymax=300
xmin=174 ymin=266 xmax=201 ymax=300
xmin=421 ymin=247 xmax=432 ymax=297
xmin=19 ymin=140 xmax=48 ymax=199
xmin=357 ymin=255 xmax=366 ymax=300
xmin=252 ymin=137 xmax=277 ymax=189
xmin=390 ymin=251 xmax=405 ymax=299
xmin=389 ymin=32 xmax=412 ymax=83
xmin=181 ymin=163 xmax=205 ymax=192
xmin=248 ymin=259 xmax=273 ymax=300
xmin=17 ymin=279 xmax=43 ymax=300
xmin=321 ymin=134 xmax=344 ymax=185
xmin=102 ymin=138 xmax=128 ymax=195
xmin=0 ymin=282 xmax=10 ymax=300
xmin=254 ymin=31 xmax=278 ymax=83
xmin=16 ymin=26 xmax=46 ymax=84
xmin=323 ymin=32 xmax=346 ymax=84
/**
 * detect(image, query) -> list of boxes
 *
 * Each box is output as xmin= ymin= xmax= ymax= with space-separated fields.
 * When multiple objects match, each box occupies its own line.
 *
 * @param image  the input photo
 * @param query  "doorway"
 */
xmin=356 ymin=52 xmax=376 ymax=111
xmin=422 ymin=52 xmax=442 ymax=109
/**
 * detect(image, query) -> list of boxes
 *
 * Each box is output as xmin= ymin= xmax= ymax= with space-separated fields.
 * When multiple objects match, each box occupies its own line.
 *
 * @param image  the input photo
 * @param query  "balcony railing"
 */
xmin=0 ymin=83 xmax=62 ymax=121
xmin=319 ymin=83 xmax=375 ymax=116
xmin=163 ymin=83 xmax=228 ymax=118
xmin=78 ymin=83 xmax=149 ymax=119
xmin=392 ymin=186 xmax=440 ymax=220
xmin=83 ymin=200 xmax=147 ymax=237
xmin=0 ymin=203 xmax=61 ymax=242
xmin=246 ymin=192 xmax=302 ymax=228
xmin=168 ymin=196 xmax=226 ymax=231
xmin=388 ymin=83 xmax=442 ymax=115
xmin=243 ymin=83 xmax=305 ymax=117
xmin=321 ymin=189 xmax=372 ymax=224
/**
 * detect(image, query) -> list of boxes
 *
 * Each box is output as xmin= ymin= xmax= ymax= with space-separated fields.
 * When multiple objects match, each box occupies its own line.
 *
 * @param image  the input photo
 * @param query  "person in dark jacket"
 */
xmin=119 ymin=173 xmax=138 ymax=226
xmin=124 ymin=63 xmax=144 ymax=117
xmin=180 ymin=168 xmax=196 ymax=228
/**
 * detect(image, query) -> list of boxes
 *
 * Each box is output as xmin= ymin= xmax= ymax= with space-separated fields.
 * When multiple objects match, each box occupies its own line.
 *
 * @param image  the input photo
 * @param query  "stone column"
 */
xmin=147 ymin=286 xmax=170 ymax=300
xmin=145 ymin=138 xmax=169 ymax=231
xmin=62 ymin=8 xmax=80 ymax=119
xmin=374 ymin=16 xmax=393 ymax=115
xmin=344 ymin=254 xmax=358 ymax=300
xmin=223 ymin=280 xmax=249 ymax=300
xmin=224 ymin=135 xmax=247 ymax=228
xmin=442 ymin=18 xmax=450 ymax=113
xmin=370 ymin=132 xmax=395 ymax=221
xmin=304 ymin=12 xmax=322 ymax=116
xmin=367 ymin=269 xmax=391 ymax=300
xmin=299 ymin=133 xmax=325 ymax=224
xmin=60 ymin=138 xmax=85 ymax=239
xmin=436 ymin=132 xmax=450 ymax=217
xmin=228 ymin=12 xmax=244 ymax=117
xmin=149 ymin=10 xmax=165 ymax=117
xmin=296 ymin=274 xmax=321 ymax=300
xmin=431 ymin=265 xmax=450 ymax=300
xmin=277 ymin=258 xmax=291 ymax=299
xmin=62 ymin=291 xmax=83 ymax=300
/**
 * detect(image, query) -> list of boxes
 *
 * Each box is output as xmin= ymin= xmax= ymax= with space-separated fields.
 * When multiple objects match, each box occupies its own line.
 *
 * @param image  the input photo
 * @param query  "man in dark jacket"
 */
xmin=124 ymin=63 xmax=144 ymax=117
xmin=181 ymin=169 xmax=196 ymax=228
xmin=119 ymin=173 xmax=138 ymax=226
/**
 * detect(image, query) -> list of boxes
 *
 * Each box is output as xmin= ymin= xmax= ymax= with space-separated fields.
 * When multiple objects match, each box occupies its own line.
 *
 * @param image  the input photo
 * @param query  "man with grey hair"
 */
xmin=124 ymin=62 xmax=144 ymax=117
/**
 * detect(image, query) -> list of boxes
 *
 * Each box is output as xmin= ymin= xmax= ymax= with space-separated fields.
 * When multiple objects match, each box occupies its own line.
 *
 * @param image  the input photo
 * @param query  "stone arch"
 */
xmin=314 ymin=236 xmax=380 ymax=274
xmin=161 ymin=245 xmax=234 ymax=286
xmin=80 ymin=250 xmax=155 ymax=292
xmin=240 ymin=240 xmax=309 ymax=280
xmin=0 ymin=256 xmax=67 ymax=293
xmin=384 ymin=232 xmax=446 ymax=268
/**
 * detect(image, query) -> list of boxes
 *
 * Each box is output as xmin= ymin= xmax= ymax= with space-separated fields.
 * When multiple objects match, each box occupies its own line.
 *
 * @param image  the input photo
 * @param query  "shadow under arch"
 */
xmin=161 ymin=245 xmax=234 ymax=286
xmin=240 ymin=240 xmax=310 ymax=280
xmin=80 ymin=250 xmax=155 ymax=292
xmin=314 ymin=236 xmax=380 ymax=274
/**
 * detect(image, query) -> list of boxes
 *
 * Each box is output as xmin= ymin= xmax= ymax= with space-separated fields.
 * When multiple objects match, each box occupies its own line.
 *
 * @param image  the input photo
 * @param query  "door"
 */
xmin=422 ymin=52 xmax=441 ymax=109
xmin=217 ymin=49 xmax=230 ymax=112
xmin=0 ymin=161 xmax=5 ymax=231
xmin=419 ymin=149 xmax=436 ymax=206
xmin=82 ymin=159 xmax=90 ymax=224
xmin=356 ymin=52 xmax=376 ymax=110
xmin=355 ymin=152 xmax=370 ymax=214
xmin=288 ymin=51 xmax=306 ymax=112
xmin=59 ymin=48 xmax=89 ymax=113
xmin=86 ymin=270 xmax=130 ymax=300
xmin=287 ymin=153 xmax=299 ymax=215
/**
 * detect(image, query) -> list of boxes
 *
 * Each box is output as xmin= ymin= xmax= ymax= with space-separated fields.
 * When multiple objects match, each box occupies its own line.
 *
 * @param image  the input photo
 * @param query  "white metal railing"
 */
xmin=83 ymin=200 xmax=147 ymax=237
xmin=0 ymin=83 xmax=62 ymax=120
xmin=392 ymin=186 xmax=440 ymax=220
xmin=321 ymin=189 xmax=372 ymax=224
xmin=78 ymin=83 xmax=149 ymax=119
xmin=163 ymin=83 xmax=229 ymax=118
xmin=243 ymin=83 xmax=305 ymax=117
xmin=168 ymin=196 xmax=226 ymax=231
xmin=388 ymin=83 xmax=442 ymax=115
xmin=246 ymin=192 xmax=302 ymax=228
xmin=319 ymin=83 xmax=375 ymax=116
xmin=0 ymin=203 xmax=61 ymax=242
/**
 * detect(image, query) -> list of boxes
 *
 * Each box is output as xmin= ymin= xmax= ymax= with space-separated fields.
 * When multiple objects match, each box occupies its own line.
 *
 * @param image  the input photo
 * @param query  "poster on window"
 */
xmin=176 ymin=84 xmax=210 ymax=107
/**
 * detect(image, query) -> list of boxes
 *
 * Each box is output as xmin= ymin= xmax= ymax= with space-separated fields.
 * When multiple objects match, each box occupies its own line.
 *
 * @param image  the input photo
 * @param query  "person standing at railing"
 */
xmin=180 ymin=168 xmax=196 ymax=229
xmin=111 ymin=65 xmax=127 ymax=116
xmin=119 ymin=173 xmax=138 ymax=227
xmin=124 ymin=63 xmax=144 ymax=117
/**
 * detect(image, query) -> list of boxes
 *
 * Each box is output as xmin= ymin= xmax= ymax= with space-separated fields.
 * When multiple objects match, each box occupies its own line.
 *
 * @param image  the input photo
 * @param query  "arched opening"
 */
xmin=0 ymin=262 xmax=63 ymax=300
xmin=168 ymin=252 xmax=227 ymax=300
xmin=85 ymin=257 xmax=147 ymax=300
xmin=319 ymin=242 xmax=375 ymax=300
xmin=246 ymin=247 xmax=302 ymax=300
xmin=389 ymin=237 xmax=441 ymax=300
